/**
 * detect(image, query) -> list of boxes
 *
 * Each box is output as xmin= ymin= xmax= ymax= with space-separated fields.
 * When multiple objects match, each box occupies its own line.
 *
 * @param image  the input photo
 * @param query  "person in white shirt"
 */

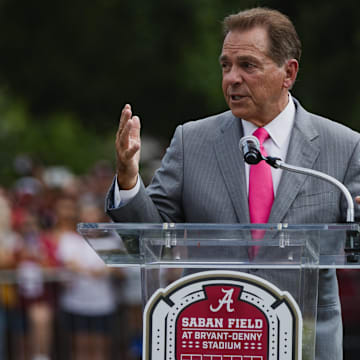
xmin=56 ymin=197 xmax=117 ymax=360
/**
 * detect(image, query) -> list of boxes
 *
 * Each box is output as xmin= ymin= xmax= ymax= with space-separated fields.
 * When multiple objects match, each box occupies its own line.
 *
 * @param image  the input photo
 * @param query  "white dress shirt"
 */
xmin=242 ymin=95 xmax=295 ymax=196
xmin=114 ymin=174 xmax=140 ymax=208
xmin=114 ymin=95 xmax=295 ymax=207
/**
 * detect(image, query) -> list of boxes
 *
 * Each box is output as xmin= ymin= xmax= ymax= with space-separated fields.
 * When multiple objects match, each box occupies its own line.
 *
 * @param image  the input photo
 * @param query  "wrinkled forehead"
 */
xmin=222 ymin=27 xmax=269 ymax=52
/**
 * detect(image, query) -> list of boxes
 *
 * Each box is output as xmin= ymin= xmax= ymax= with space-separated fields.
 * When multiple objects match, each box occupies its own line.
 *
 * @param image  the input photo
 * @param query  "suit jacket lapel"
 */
xmin=213 ymin=112 xmax=250 ymax=223
xmin=268 ymin=100 xmax=320 ymax=223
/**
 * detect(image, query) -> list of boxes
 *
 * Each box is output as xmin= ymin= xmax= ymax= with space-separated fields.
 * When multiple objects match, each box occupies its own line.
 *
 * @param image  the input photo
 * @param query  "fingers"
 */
xmin=355 ymin=196 xmax=360 ymax=205
xmin=129 ymin=115 xmax=141 ymax=141
xmin=118 ymin=104 xmax=132 ymax=134
xmin=117 ymin=119 xmax=139 ymax=158
xmin=116 ymin=105 xmax=141 ymax=161
xmin=124 ymin=143 xmax=140 ymax=160
xmin=124 ymin=119 xmax=141 ymax=159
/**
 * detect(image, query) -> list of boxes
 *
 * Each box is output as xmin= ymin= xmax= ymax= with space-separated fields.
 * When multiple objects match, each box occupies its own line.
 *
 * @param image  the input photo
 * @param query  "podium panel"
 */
xmin=78 ymin=223 xmax=360 ymax=360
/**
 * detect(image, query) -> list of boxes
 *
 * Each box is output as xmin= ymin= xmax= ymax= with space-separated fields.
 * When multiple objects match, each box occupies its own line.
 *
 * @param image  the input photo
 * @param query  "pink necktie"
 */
xmin=248 ymin=127 xmax=274 ymax=257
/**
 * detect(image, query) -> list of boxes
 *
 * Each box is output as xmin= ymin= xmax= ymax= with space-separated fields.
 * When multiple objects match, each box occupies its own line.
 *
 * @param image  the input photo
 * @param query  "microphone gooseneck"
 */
xmin=239 ymin=136 xmax=355 ymax=223
xmin=239 ymin=134 xmax=359 ymax=262
xmin=269 ymin=159 xmax=354 ymax=223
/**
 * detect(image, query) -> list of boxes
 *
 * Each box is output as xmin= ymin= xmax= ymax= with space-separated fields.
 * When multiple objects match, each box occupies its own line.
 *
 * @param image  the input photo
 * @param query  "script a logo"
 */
xmin=210 ymin=288 xmax=235 ymax=313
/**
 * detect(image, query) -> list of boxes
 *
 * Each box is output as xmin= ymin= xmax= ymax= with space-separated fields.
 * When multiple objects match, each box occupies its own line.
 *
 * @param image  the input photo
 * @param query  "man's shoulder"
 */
xmin=310 ymin=114 xmax=360 ymax=143
xmin=295 ymin=99 xmax=360 ymax=142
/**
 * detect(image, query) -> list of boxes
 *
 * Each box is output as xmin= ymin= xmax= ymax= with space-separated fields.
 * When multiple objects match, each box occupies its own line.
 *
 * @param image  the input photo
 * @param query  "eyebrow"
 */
xmin=219 ymin=54 xmax=260 ymax=64
xmin=219 ymin=54 xmax=228 ymax=63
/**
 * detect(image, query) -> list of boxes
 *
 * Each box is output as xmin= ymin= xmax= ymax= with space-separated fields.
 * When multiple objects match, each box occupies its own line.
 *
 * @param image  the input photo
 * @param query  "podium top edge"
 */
xmin=77 ymin=222 xmax=360 ymax=231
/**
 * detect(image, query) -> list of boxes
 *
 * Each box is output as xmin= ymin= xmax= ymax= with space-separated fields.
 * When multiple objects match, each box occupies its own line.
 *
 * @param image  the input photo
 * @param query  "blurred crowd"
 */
xmin=0 ymin=157 xmax=143 ymax=360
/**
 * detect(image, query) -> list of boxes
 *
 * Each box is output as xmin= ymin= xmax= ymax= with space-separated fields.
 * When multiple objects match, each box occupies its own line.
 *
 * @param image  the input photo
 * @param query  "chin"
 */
xmin=229 ymin=108 xmax=249 ymax=120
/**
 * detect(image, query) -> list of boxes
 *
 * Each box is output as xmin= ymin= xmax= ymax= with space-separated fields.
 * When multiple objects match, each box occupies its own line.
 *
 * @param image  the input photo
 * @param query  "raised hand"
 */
xmin=115 ymin=104 xmax=141 ymax=189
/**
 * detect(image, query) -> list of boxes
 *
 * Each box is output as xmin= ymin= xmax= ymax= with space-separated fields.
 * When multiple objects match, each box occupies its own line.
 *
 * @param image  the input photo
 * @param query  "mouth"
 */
xmin=230 ymin=94 xmax=248 ymax=101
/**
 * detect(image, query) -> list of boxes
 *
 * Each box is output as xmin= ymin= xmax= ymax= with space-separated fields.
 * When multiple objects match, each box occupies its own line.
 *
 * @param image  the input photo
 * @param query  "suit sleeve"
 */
xmin=106 ymin=125 xmax=185 ymax=223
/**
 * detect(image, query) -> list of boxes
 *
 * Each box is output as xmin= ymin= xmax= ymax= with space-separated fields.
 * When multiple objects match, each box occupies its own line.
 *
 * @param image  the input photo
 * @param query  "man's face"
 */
xmin=220 ymin=27 xmax=290 ymax=126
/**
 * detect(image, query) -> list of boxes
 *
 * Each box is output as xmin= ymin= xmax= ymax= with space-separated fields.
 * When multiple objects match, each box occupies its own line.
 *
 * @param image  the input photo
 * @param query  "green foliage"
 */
xmin=0 ymin=0 xmax=269 ymax=139
xmin=0 ymin=92 xmax=115 ymax=185
xmin=0 ymin=0 xmax=359 ymax=177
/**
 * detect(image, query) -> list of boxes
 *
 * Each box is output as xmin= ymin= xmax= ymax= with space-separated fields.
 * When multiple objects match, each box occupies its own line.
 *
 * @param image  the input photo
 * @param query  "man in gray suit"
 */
xmin=106 ymin=7 xmax=360 ymax=359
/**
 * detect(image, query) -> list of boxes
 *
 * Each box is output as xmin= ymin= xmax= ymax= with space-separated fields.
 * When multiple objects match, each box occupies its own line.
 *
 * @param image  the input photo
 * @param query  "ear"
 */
xmin=283 ymin=59 xmax=299 ymax=89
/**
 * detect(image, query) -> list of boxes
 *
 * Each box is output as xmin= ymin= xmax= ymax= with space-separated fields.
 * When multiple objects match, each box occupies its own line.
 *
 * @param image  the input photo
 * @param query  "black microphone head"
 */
xmin=245 ymin=151 xmax=261 ymax=164
xmin=239 ymin=135 xmax=263 ymax=165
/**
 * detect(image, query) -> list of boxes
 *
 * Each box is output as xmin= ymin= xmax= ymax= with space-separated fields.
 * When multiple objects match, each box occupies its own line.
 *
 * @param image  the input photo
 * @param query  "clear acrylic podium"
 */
xmin=78 ymin=223 xmax=360 ymax=360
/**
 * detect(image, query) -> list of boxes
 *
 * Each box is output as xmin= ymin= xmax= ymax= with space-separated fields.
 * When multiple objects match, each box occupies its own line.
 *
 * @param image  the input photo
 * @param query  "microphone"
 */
xmin=239 ymin=135 xmax=263 ymax=165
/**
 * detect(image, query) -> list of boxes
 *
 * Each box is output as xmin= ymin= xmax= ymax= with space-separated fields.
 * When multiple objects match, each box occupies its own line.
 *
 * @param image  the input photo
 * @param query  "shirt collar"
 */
xmin=241 ymin=94 xmax=295 ymax=149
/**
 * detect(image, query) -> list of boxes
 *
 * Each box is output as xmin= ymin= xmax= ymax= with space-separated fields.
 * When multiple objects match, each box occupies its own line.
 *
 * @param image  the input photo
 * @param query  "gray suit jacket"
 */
xmin=106 ymin=99 xmax=360 ymax=359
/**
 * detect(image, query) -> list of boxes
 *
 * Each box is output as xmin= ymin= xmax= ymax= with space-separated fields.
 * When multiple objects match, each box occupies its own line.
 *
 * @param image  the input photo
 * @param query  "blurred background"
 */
xmin=0 ymin=0 xmax=359 ymax=359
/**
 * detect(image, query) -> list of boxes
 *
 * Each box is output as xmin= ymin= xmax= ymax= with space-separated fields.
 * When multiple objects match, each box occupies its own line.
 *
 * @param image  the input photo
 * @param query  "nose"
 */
xmin=225 ymin=66 xmax=243 ymax=85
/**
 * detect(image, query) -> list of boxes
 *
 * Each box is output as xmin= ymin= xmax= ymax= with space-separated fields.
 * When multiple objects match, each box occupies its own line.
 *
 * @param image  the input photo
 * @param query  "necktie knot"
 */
xmin=253 ymin=127 xmax=269 ymax=146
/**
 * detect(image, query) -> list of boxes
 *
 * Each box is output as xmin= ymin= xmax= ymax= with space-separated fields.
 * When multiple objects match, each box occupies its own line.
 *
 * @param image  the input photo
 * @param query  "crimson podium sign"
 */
xmin=143 ymin=271 xmax=302 ymax=360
